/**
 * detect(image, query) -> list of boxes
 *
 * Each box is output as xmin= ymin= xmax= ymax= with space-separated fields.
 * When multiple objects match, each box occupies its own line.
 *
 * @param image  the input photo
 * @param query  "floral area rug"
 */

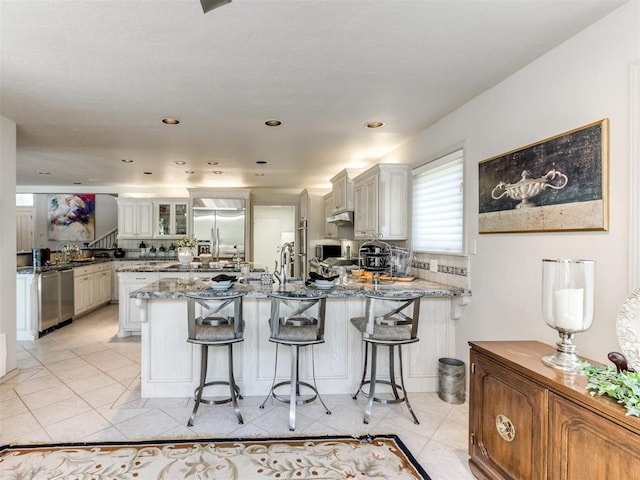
xmin=0 ymin=434 xmax=431 ymax=479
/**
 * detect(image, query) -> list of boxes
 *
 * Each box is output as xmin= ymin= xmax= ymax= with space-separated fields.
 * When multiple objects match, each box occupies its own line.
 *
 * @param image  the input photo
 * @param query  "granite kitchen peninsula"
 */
xmin=129 ymin=276 xmax=470 ymax=398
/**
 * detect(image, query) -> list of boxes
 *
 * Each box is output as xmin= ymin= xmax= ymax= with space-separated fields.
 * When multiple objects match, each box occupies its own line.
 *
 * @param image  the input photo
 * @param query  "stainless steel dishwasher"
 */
xmin=38 ymin=270 xmax=60 ymax=332
xmin=38 ymin=268 xmax=74 ymax=334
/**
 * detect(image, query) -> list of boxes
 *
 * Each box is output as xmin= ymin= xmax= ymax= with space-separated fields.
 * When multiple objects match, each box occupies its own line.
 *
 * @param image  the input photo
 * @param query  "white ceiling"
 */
xmin=1 ymin=0 xmax=625 ymax=191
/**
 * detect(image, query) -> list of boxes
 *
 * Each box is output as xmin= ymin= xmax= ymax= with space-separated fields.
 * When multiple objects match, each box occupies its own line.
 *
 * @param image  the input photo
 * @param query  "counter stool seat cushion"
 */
xmin=269 ymin=318 xmax=319 ymax=342
xmin=350 ymin=316 xmax=413 ymax=342
xmin=194 ymin=324 xmax=238 ymax=342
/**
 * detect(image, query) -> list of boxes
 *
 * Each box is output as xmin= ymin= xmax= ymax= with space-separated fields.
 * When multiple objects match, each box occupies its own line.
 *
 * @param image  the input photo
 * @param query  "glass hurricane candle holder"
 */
xmin=541 ymin=258 xmax=595 ymax=373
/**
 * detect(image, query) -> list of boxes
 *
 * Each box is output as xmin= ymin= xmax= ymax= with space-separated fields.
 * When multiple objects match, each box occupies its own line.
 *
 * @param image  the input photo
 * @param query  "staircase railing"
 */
xmin=87 ymin=228 xmax=118 ymax=249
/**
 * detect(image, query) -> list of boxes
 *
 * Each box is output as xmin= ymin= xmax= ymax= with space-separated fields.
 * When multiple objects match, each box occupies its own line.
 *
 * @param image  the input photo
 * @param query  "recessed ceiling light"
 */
xmin=121 ymin=159 xmax=134 ymax=163
xmin=162 ymin=117 xmax=180 ymax=125
xmin=207 ymin=161 xmax=220 ymax=166
xmin=256 ymin=160 xmax=267 ymax=165
xmin=212 ymin=170 xmax=223 ymax=174
xmin=255 ymin=173 xmax=264 ymax=177
xmin=38 ymin=171 xmax=50 ymax=175
xmin=143 ymin=172 xmax=153 ymax=175
xmin=175 ymin=161 xmax=186 ymax=165
xmin=185 ymin=171 xmax=194 ymax=174
xmin=265 ymin=119 xmax=282 ymax=127
xmin=366 ymin=121 xmax=385 ymax=129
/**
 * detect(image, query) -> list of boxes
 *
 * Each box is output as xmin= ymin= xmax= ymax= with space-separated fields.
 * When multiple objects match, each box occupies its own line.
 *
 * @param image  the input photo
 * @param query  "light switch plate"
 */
xmin=430 ymin=259 xmax=438 ymax=272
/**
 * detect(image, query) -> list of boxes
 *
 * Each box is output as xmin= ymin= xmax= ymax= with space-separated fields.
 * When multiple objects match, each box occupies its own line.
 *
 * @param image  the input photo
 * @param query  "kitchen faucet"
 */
xmin=273 ymin=242 xmax=294 ymax=286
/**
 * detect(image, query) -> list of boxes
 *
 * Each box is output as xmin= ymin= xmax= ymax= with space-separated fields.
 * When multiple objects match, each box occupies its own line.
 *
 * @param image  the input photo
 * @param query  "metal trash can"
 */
xmin=438 ymin=357 xmax=466 ymax=404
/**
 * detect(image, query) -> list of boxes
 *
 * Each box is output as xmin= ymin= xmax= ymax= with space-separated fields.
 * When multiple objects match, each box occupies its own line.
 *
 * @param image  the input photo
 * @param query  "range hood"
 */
xmin=326 ymin=211 xmax=354 ymax=225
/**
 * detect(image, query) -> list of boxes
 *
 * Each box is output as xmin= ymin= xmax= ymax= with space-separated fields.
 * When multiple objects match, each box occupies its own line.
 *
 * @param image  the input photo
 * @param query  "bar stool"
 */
xmin=350 ymin=291 xmax=423 ymax=424
xmin=186 ymin=291 xmax=245 ymax=427
xmin=259 ymin=290 xmax=331 ymax=431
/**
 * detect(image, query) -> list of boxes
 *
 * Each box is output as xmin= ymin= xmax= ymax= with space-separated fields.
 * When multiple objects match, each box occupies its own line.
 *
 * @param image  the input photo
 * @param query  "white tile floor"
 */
xmin=1 ymin=304 xmax=475 ymax=480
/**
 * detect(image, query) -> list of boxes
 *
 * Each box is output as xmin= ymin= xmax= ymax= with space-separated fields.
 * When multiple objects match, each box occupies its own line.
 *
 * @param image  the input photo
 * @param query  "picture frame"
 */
xmin=478 ymin=119 xmax=609 ymax=233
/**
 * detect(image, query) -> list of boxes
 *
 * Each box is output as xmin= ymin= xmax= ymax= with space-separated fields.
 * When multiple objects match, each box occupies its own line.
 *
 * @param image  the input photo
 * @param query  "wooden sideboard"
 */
xmin=468 ymin=341 xmax=640 ymax=480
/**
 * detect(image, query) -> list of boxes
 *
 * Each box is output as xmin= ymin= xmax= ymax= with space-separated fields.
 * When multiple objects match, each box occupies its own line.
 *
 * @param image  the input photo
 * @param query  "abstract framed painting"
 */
xmin=47 ymin=194 xmax=96 ymax=241
xmin=478 ymin=119 xmax=609 ymax=233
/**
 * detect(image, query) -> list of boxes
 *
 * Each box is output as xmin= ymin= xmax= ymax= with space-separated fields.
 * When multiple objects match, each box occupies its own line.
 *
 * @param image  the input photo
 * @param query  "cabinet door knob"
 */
xmin=495 ymin=414 xmax=516 ymax=442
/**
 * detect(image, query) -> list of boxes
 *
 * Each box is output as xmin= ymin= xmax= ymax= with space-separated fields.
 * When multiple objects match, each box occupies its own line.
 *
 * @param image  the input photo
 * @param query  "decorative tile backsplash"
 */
xmin=412 ymin=253 xmax=470 ymax=290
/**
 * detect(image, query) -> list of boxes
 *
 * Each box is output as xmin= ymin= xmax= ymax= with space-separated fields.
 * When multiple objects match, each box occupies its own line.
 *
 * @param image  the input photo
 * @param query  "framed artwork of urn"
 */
xmin=478 ymin=119 xmax=609 ymax=234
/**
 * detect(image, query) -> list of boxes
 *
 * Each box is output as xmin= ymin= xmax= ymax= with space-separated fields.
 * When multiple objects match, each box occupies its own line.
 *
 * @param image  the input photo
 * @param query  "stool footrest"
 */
xmin=193 ymin=380 xmax=243 ymax=406
xmin=271 ymin=380 xmax=318 ymax=405
xmin=355 ymin=379 xmax=407 ymax=404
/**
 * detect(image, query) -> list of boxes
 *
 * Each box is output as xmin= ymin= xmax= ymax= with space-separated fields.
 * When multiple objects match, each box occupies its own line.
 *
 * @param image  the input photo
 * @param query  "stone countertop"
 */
xmin=129 ymin=277 xmax=471 ymax=299
xmin=17 ymin=259 xmax=113 ymax=275
xmin=15 ymin=257 xmax=262 ymax=276
xmin=116 ymin=262 xmax=245 ymax=273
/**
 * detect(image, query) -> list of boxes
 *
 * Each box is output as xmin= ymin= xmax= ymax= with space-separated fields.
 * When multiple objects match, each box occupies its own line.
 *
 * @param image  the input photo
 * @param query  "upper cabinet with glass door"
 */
xmin=154 ymin=199 xmax=188 ymax=238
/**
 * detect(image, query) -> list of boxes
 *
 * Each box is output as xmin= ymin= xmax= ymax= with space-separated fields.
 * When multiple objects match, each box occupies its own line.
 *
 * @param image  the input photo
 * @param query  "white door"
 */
xmin=16 ymin=207 xmax=34 ymax=251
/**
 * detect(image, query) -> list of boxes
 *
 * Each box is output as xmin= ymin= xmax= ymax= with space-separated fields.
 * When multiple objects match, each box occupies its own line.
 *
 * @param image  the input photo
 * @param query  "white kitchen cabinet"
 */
xmin=329 ymin=169 xmax=354 ymax=213
xmin=74 ymin=265 xmax=95 ymax=316
xmin=353 ymin=173 xmax=378 ymax=239
xmin=111 ymin=261 xmax=128 ymax=302
xmin=117 ymin=199 xmax=153 ymax=238
xmin=299 ymin=188 xmax=329 ymax=245
xmin=353 ymin=164 xmax=409 ymax=240
xmin=74 ymin=263 xmax=111 ymax=317
xmin=16 ymin=273 xmax=38 ymax=341
xmin=94 ymin=263 xmax=112 ymax=306
xmin=155 ymin=199 xmax=188 ymax=237
xmin=118 ymin=272 xmax=160 ymax=337
xmin=323 ymin=192 xmax=338 ymax=238
xmin=300 ymin=189 xmax=310 ymax=222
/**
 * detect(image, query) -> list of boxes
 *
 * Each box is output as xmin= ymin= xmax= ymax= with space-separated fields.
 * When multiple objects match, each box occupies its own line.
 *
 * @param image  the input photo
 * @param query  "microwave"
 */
xmin=315 ymin=244 xmax=342 ymax=261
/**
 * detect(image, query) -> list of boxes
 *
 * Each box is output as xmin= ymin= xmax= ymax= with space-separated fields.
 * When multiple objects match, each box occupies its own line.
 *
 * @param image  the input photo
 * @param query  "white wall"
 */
xmin=1 ymin=116 xmax=17 ymax=377
xmin=383 ymin=2 xmax=640 ymax=365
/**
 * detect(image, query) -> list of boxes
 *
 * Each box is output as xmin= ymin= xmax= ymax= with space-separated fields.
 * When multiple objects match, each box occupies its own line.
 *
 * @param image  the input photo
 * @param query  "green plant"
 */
xmin=579 ymin=361 xmax=640 ymax=417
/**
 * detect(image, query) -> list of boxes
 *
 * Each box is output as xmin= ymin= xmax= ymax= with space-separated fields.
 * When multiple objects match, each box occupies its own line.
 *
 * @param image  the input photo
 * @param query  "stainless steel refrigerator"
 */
xmin=192 ymin=198 xmax=246 ymax=261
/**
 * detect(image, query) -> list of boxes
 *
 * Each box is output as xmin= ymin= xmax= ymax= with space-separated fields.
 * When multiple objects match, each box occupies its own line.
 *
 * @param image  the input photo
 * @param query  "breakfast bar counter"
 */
xmin=131 ymin=278 xmax=470 ymax=398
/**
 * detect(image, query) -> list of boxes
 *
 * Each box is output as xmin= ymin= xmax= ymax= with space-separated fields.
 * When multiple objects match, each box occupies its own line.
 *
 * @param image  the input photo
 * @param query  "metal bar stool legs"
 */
xmin=395 ymin=345 xmax=420 ymax=425
xmin=188 ymin=343 xmax=243 ymax=427
xmin=364 ymin=343 xmax=378 ymax=424
xmin=358 ymin=342 xmax=420 ymax=425
xmin=186 ymin=291 xmax=245 ymax=427
xmin=260 ymin=292 xmax=331 ymax=431
xmin=260 ymin=343 xmax=331 ymax=431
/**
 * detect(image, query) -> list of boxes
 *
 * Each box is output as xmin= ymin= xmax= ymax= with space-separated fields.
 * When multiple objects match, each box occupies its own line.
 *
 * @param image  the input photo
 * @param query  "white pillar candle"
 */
xmin=553 ymin=288 xmax=584 ymax=331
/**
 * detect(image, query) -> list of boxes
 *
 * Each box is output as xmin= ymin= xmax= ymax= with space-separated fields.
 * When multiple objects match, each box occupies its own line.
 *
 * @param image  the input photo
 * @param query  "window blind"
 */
xmin=411 ymin=149 xmax=464 ymax=253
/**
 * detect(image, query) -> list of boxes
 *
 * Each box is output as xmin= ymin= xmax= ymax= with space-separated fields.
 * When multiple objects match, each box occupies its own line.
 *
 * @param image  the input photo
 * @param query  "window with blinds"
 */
xmin=411 ymin=149 xmax=464 ymax=253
